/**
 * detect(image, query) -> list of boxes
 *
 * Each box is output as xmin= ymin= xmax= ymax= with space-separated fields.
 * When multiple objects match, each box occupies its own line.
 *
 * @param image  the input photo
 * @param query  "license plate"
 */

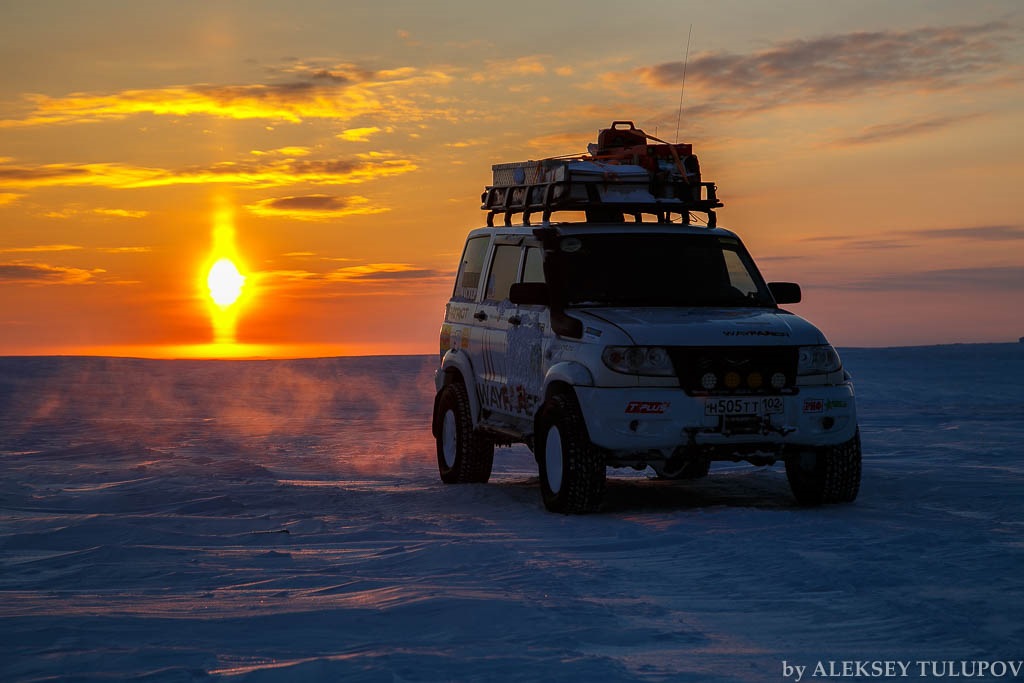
xmin=704 ymin=396 xmax=784 ymax=417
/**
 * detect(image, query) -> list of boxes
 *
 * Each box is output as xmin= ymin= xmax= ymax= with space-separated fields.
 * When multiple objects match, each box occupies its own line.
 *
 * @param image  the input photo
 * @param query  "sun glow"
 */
xmin=207 ymin=258 xmax=245 ymax=307
xmin=202 ymin=199 xmax=251 ymax=346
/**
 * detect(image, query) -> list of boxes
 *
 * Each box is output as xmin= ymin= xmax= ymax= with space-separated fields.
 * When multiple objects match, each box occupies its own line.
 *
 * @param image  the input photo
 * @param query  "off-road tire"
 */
xmin=785 ymin=430 xmax=861 ymax=505
xmin=536 ymin=392 xmax=606 ymax=513
xmin=436 ymin=381 xmax=494 ymax=484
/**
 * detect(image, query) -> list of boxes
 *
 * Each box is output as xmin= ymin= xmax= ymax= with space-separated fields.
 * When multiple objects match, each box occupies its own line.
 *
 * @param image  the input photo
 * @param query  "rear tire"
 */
xmin=536 ymin=393 xmax=606 ymax=513
xmin=436 ymin=381 xmax=494 ymax=484
xmin=785 ymin=430 xmax=861 ymax=505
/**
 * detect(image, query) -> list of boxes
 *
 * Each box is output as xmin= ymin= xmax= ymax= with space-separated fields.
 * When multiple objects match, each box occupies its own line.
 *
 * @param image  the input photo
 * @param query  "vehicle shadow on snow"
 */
xmin=496 ymin=468 xmax=798 ymax=512
xmin=600 ymin=471 xmax=797 ymax=512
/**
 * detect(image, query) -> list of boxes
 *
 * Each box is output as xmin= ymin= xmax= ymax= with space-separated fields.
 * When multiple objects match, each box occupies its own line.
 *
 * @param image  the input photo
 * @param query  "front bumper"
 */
xmin=574 ymin=383 xmax=857 ymax=456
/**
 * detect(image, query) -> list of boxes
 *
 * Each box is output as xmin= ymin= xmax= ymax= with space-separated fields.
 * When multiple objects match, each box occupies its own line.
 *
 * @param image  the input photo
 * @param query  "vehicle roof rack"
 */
xmin=481 ymin=121 xmax=723 ymax=228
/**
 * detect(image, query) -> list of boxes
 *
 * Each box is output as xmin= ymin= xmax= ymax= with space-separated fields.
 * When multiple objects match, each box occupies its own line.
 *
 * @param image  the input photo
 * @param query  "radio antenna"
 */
xmin=674 ymin=24 xmax=693 ymax=143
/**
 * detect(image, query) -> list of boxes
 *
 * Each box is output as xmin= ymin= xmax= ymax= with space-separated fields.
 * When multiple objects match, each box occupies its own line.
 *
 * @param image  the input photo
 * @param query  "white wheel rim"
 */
xmin=442 ymin=410 xmax=458 ymax=468
xmin=545 ymin=426 xmax=563 ymax=494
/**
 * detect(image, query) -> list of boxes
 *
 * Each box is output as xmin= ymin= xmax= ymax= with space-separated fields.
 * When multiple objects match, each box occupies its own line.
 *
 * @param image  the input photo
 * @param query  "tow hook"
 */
xmin=664 ymin=429 xmax=703 ymax=472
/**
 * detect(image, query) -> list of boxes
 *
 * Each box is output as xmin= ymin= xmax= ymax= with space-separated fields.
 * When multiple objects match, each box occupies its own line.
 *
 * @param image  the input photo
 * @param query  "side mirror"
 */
xmin=509 ymin=282 xmax=549 ymax=306
xmin=768 ymin=282 xmax=802 ymax=305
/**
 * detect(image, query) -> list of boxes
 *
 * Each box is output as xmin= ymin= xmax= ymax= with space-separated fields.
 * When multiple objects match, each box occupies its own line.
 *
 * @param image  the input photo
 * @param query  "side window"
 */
xmin=723 ymin=249 xmax=757 ymax=296
xmin=484 ymin=245 xmax=522 ymax=302
xmin=454 ymin=236 xmax=489 ymax=301
xmin=522 ymin=246 xmax=545 ymax=283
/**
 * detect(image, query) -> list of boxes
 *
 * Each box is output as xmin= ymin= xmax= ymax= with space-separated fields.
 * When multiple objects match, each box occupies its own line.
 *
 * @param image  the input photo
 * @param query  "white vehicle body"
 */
xmin=433 ymin=122 xmax=860 ymax=512
xmin=432 ymin=220 xmax=861 ymax=512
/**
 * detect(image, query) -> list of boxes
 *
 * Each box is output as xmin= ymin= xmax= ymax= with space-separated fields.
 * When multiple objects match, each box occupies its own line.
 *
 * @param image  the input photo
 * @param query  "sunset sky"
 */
xmin=1 ymin=1 xmax=1021 ymax=358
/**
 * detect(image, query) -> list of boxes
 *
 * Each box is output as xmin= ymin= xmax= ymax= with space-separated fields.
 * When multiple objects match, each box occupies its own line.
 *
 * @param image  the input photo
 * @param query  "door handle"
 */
xmin=508 ymin=315 xmax=522 ymax=326
xmin=473 ymin=311 xmax=488 ymax=321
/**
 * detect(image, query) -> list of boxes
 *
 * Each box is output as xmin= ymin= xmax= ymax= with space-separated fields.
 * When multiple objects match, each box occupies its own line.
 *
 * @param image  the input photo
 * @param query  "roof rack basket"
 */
xmin=480 ymin=122 xmax=723 ymax=228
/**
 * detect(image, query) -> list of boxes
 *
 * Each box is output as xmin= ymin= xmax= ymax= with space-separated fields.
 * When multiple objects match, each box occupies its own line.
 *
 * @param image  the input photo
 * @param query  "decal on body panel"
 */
xmin=625 ymin=401 xmax=670 ymax=414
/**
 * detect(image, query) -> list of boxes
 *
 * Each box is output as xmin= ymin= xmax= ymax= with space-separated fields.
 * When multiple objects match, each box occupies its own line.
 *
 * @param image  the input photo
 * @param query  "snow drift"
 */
xmin=1 ymin=345 xmax=1022 ymax=681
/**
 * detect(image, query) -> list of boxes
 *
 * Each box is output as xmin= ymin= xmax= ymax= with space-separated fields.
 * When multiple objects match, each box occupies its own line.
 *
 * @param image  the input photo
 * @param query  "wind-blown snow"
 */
xmin=1 ymin=345 xmax=1022 ymax=681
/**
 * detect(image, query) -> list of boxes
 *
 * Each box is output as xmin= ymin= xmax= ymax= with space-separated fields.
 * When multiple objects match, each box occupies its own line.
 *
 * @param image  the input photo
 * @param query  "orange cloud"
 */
xmin=99 ymin=246 xmax=152 ymax=253
xmin=526 ymin=131 xmax=592 ymax=154
xmin=0 ymin=244 xmax=83 ymax=254
xmin=337 ymin=127 xmax=383 ymax=142
xmin=250 ymin=146 xmax=312 ymax=157
xmin=0 ymin=154 xmax=417 ymax=190
xmin=0 ymin=67 xmax=455 ymax=128
xmin=93 ymin=208 xmax=149 ymax=218
xmin=471 ymin=56 xmax=550 ymax=84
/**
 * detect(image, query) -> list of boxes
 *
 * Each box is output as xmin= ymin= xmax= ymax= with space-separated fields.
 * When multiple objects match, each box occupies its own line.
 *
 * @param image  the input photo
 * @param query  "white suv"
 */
xmin=431 ymin=126 xmax=860 ymax=513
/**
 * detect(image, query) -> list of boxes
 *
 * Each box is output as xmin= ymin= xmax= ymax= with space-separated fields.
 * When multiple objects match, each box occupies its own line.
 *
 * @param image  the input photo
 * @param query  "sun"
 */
xmin=207 ymin=258 xmax=245 ymax=307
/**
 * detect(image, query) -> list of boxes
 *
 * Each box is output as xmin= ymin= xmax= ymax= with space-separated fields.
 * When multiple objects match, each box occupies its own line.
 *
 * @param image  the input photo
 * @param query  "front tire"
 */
xmin=436 ymin=381 xmax=493 ymax=484
xmin=536 ymin=393 xmax=606 ymax=513
xmin=785 ymin=431 xmax=862 ymax=505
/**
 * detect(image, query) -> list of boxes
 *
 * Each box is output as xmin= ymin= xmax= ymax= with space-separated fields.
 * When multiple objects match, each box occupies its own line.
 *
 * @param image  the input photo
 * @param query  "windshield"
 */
xmin=549 ymin=233 xmax=775 ymax=308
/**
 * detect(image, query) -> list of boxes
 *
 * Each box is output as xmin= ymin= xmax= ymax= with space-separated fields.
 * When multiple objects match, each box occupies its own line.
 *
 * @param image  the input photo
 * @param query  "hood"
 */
xmin=578 ymin=307 xmax=827 ymax=347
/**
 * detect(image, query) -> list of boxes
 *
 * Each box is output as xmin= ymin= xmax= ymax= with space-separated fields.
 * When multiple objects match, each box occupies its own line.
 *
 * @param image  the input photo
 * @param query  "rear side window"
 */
xmin=454 ymin=236 xmax=489 ymax=301
xmin=484 ymin=245 xmax=522 ymax=302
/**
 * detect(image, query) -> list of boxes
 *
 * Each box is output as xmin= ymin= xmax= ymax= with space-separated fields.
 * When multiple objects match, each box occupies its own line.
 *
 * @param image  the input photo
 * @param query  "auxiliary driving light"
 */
xmin=701 ymin=372 xmax=718 ymax=390
xmin=771 ymin=372 xmax=787 ymax=389
xmin=724 ymin=371 xmax=741 ymax=389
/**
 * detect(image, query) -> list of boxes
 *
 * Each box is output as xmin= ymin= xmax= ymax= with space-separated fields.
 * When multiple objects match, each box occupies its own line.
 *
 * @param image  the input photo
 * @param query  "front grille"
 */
xmin=667 ymin=346 xmax=798 ymax=395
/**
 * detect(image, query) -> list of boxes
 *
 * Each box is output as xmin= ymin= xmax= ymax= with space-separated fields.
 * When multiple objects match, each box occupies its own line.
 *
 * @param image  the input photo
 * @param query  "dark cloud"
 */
xmin=0 ymin=263 xmax=101 ymax=284
xmin=798 ymin=235 xmax=912 ymax=250
xmin=638 ymin=22 xmax=1014 ymax=113
xmin=277 ymin=60 xmax=378 ymax=83
xmin=799 ymin=225 xmax=1024 ymax=250
xmin=246 ymin=192 xmax=390 ymax=220
xmin=262 ymin=195 xmax=352 ymax=211
xmin=845 ymin=239 xmax=914 ymax=250
xmin=288 ymin=159 xmax=362 ymax=175
xmin=830 ymin=113 xmax=985 ymax=147
xmin=194 ymin=82 xmax=317 ymax=101
xmin=349 ymin=268 xmax=443 ymax=281
xmin=0 ymin=165 xmax=92 ymax=182
xmin=822 ymin=265 xmax=1023 ymax=292
xmin=310 ymin=70 xmax=352 ymax=84
xmin=927 ymin=225 xmax=1024 ymax=240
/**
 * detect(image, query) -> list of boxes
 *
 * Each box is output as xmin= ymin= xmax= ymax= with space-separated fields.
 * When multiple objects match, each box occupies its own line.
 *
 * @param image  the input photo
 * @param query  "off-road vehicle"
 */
xmin=431 ymin=122 xmax=860 ymax=512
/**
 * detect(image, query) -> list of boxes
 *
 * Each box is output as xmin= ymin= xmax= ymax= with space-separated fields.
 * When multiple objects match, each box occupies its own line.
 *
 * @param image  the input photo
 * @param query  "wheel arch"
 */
xmin=432 ymin=351 xmax=482 ymax=438
xmin=543 ymin=360 xmax=594 ymax=394
xmin=534 ymin=361 xmax=594 ymax=444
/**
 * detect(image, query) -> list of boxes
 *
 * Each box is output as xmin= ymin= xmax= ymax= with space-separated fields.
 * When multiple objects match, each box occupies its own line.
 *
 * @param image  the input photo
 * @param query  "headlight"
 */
xmin=797 ymin=345 xmax=842 ymax=376
xmin=602 ymin=346 xmax=675 ymax=376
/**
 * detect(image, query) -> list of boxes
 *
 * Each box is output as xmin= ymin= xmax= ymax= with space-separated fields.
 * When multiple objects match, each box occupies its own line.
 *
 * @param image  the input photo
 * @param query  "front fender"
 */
xmin=543 ymin=361 xmax=594 ymax=397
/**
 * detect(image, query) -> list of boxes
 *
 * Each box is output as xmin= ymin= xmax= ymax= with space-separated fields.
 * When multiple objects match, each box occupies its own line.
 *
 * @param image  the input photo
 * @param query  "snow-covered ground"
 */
xmin=1 ymin=344 xmax=1022 ymax=682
